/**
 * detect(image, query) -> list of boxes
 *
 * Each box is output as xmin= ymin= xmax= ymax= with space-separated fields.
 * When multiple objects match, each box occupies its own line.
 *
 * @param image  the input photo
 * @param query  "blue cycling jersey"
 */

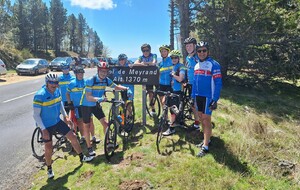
xmin=192 ymin=57 xmax=222 ymax=101
xmin=158 ymin=57 xmax=173 ymax=85
xmin=33 ymin=85 xmax=62 ymax=128
xmin=186 ymin=54 xmax=199 ymax=84
xmin=67 ymin=78 xmax=85 ymax=107
xmin=172 ymin=63 xmax=186 ymax=92
xmin=117 ymin=62 xmax=134 ymax=99
xmin=59 ymin=73 xmax=75 ymax=102
xmin=138 ymin=53 xmax=157 ymax=63
xmin=80 ymin=75 xmax=116 ymax=107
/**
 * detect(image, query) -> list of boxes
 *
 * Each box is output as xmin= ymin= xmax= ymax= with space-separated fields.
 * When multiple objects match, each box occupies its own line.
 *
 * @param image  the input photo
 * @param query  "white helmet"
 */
xmin=45 ymin=73 xmax=59 ymax=83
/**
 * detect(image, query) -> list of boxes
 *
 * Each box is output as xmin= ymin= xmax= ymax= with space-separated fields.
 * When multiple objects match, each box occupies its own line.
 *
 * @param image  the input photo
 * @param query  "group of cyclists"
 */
xmin=33 ymin=37 xmax=222 ymax=179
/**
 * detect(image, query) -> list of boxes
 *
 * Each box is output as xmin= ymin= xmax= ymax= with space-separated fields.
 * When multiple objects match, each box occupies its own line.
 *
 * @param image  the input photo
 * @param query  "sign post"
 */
xmin=108 ymin=66 xmax=159 ymax=126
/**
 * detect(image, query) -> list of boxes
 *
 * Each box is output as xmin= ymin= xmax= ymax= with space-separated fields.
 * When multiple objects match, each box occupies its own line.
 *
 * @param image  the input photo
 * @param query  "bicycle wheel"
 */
xmin=146 ymin=91 xmax=161 ymax=118
xmin=31 ymin=127 xmax=45 ymax=160
xmin=124 ymin=102 xmax=135 ymax=133
xmin=156 ymin=117 xmax=169 ymax=154
xmin=104 ymin=122 xmax=117 ymax=160
xmin=183 ymin=99 xmax=195 ymax=128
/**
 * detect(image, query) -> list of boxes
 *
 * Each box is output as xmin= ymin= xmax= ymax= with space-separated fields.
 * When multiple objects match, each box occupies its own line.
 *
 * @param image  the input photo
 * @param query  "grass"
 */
xmin=31 ymin=80 xmax=300 ymax=189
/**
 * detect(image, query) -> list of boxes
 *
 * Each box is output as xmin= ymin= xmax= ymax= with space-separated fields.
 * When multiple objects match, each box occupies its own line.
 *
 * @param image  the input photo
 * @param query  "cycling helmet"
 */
xmin=45 ymin=73 xmax=59 ymax=83
xmin=73 ymin=65 xmax=85 ymax=74
xmin=169 ymin=50 xmax=182 ymax=57
xmin=141 ymin=43 xmax=151 ymax=51
xmin=196 ymin=41 xmax=209 ymax=50
xmin=61 ymin=62 xmax=70 ymax=69
xmin=118 ymin=53 xmax=128 ymax=60
xmin=183 ymin=37 xmax=197 ymax=45
xmin=97 ymin=61 xmax=109 ymax=70
xmin=159 ymin=44 xmax=170 ymax=52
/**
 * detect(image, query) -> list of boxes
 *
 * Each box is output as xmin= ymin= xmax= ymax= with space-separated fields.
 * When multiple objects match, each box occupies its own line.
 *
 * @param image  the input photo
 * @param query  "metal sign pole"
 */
xmin=142 ymin=86 xmax=146 ymax=126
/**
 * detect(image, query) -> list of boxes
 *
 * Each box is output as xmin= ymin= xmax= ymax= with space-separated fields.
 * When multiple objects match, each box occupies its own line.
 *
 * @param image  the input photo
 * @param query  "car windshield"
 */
xmin=53 ymin=57 xmax=67 ymax=61
xmin=23 ymin=60 xmax=38 ymax=65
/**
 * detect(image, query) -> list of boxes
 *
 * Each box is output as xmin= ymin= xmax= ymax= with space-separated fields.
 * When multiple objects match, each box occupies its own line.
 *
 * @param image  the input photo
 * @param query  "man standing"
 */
xmin=33 ymin=73 xmax=94 ymax=179
xmin=192 ymin=41 xmax=222 ymax=157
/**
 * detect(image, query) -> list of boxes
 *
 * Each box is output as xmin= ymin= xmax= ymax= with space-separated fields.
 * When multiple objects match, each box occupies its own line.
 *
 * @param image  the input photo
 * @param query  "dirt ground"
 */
xmin=0 ymin=73 xmax=45 ymax=86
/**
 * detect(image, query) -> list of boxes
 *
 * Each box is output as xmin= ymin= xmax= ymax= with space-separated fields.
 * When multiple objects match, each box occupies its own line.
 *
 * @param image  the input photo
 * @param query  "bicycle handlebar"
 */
xmin=155 ymin=90 xmax=180 ymax=97
xmin=104 ymin=98 xmax=125 ymax=104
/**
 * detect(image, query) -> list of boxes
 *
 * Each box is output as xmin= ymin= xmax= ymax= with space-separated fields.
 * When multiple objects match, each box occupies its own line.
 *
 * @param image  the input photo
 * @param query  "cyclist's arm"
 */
xmin=86 ymin=91 xmax=100 ymax=102
xmin=33 ymin=107 xmax=46 ymax=130
xmin=66 ymin=91 xmax=71 ymax=104
xmin=115 ymin=85 xmax=128 ymax=91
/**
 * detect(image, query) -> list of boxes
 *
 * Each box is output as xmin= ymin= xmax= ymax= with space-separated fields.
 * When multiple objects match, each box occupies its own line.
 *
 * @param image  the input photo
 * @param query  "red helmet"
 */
xmin=97 ymin=62 xmax=109 ymax=70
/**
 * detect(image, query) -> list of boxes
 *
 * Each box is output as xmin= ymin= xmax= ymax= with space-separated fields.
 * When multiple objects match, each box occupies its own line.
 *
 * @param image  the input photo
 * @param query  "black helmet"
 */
xmin=73 ymin=65 xmax=85 ymax=74
xmin=196 ymin=41 xmax=209 ymax=50
xmin=118 ymin=53 xmax=128 ymax=60
xmin=141 ymin=43 xmax=151 ymax=51
xmin=184 ymin=37 xmax=197 ymax=45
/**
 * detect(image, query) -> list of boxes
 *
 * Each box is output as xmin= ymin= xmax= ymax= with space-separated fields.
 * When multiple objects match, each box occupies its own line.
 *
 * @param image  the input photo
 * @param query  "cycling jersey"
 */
xmin=192 ymin=57 xmax=222 ymax=101
xmin=172 ymin=63 xmax=186 ymax=92
xmin=186 ymin=54 xmax=199 ymax=84
xmin=59 ymin=73 xmax=75 ymax=102
xmin=80 ymin=75 xmax=116 ymax=107
xmin=158 ymin=57 xmax=173 ymax=85
xmin=117 ymin=62 xmax=134 ymax=99
xmin=67 ymin=78 xmax=85 ymax=107
xmin=33 ymin=85 xmax=62 ymax=128
xmin=137 ymin=53 xmax=157 ymax=63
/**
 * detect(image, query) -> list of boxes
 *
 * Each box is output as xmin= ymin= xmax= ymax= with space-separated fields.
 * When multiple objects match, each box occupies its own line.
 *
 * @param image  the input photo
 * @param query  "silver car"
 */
xmin=16 ymin=58 xmax=49 ymax=75
xmin=0 ymin=59 xmax=7 ymax=75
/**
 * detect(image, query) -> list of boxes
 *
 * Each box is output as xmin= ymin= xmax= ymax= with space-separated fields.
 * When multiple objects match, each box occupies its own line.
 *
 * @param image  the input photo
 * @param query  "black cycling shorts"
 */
xmin=45 ymin=120 xmax=71 ymax=141
xmin=81 ymin=105 xmax=105 ymax=123
xmin=157 ymin=85 xmax=172 ymax=96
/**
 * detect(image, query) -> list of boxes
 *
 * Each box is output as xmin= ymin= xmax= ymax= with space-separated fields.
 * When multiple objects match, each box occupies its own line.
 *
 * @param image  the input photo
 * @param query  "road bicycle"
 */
xmin=145 ymin=89 xmax=161 ymax=118
xmin=104 ymin=92 xmax=135 ymax=160
xmin=156 ymin=90 xmax=181 ymax=154
xmin=31 ymin=125 xmax=73 ymax=160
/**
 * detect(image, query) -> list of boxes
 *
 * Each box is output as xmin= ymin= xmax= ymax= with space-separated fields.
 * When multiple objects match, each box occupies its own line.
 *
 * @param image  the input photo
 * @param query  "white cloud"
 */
xmin=70 ymin=0 xmax=117 ymax=10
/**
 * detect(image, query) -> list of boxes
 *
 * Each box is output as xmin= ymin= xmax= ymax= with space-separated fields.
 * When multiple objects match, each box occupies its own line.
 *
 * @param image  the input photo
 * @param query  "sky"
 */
xmin=61 ymin=0 xmax=171 ymax=59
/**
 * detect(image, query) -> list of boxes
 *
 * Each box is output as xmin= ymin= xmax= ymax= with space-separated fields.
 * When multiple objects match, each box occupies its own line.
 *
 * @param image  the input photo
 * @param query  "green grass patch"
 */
xmin=31 ymin=83 xmax=300 ymax=189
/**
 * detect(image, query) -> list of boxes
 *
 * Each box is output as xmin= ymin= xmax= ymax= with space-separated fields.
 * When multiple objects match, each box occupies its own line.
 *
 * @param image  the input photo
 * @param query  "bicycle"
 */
xmin=104 ymin=93 xmax=135 ymax=160
xmin=31 ymin=125 xmax=73 ymax=160
xmin=145 ymin=89 xmax=161 ymax=118
xmin=156 ymin=90 xmax=181 ymax=154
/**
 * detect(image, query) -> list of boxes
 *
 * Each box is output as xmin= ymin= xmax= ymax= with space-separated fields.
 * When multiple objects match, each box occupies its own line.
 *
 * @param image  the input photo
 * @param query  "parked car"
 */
xmin=0 ymin=59 xmax=7 ymax=75
xmin=49 ymin=57 xmax=73 ymax=71
xmin=16 ymin=58 xmax=49 ymax=75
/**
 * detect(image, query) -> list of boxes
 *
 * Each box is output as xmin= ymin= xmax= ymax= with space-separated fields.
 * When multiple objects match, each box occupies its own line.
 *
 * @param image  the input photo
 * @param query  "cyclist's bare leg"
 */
xmin=76 ymin=119 xmax=84 ymax=137
xmin=65 ymin=130 xmax=82 ymax=154
xmin=89 ymin=117 xmax=95 ymax=137
xmin=192 ymin=106 xmax=200 ymax=124
xmin=83 ymin=122 xmax=92 ymax=148
xmin=42 ymin=129 xmax=53 ymax=167
xmin=170 ymin=113 xmax=176 ymax=127
xmin=159 ymin=95 xmax=165 ymax=108
xmin=198 ymin=112 xmax=212 ymax=146
xmin=99 ymin=117 xmax=108 ymax=135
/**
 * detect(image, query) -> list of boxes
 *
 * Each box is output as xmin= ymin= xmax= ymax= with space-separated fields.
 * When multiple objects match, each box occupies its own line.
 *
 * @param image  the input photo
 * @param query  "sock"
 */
xmin=79 ymin=153 xmax=84 ymax=161
xmin=47 ymin=165 xmax=52 ymax=171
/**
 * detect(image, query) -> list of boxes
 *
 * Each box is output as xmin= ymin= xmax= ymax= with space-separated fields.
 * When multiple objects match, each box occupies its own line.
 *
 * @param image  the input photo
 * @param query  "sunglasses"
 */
xmin=142 ymin=49 xmax=150 ymax=52
xmin=197 ymin=49 xmax=207 ymax=53
xmin=61 ymin=67 xmax=69 ymax=70
xmin=171 ymin=57 xmax=179 ymax=59
xmin=48 ymin=81 xmax=59 ymax=85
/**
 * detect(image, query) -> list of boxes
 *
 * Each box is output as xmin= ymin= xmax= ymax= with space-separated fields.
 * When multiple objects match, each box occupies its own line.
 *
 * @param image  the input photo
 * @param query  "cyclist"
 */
xmin=59 ymin=62 xmax=75 ymax=114
xmin=184 ymin=37 xmax=201 ymax=131
xmin=134 ymin=43 xmax=158 ymax=116
xmin=80 ymin=62 xmax=132 ymax=156
xmin=192 ymin=41 xmax=222 ymax=157
xmin=33 ymin=73 xmax=94 ymax=179
xmin=66 ymin=66 xmax=100 ymax=145
xmin=157 ymin=45 xmax=173 ymax=106
xmin=162 ymin=50 xmax=186 ymax=136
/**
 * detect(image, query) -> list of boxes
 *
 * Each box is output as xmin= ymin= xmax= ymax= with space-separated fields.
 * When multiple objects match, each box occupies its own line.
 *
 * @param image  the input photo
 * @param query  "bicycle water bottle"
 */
xmin=171 ymin=105 xmax=179 ymax=115
xmin=117 ymin=115 xmax=123 ymax=123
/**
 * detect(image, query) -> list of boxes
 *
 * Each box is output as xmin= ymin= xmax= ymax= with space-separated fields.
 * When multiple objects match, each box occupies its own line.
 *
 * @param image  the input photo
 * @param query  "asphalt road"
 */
xmin=0 ymin=68 xmax=97 ymax=189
